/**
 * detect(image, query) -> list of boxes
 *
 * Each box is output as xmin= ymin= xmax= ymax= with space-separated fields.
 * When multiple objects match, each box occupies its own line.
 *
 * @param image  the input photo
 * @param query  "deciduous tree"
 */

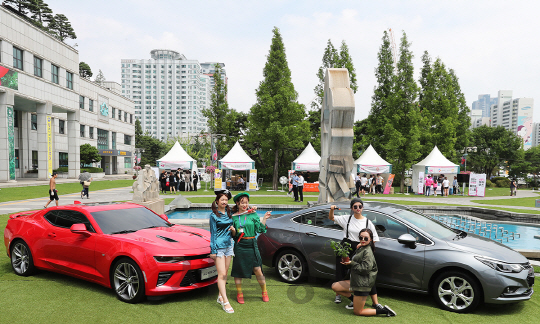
xmin=80 ymin=143 xmax=101 ymax=166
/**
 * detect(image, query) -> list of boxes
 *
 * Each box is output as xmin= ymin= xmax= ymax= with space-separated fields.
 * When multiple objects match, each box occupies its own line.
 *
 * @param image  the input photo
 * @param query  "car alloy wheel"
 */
xmin=11 ymin=241 xmax=35 ymax=276
xmin=112 ymin=258 xmax=145 ymax=303
xmin=433 ymin=271 xmax=481 ymax=313
xmin=275 ymin=250 xmax=306 ymax=283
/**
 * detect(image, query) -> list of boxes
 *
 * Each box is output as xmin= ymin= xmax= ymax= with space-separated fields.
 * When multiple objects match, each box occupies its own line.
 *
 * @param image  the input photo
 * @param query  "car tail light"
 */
xmin=157 ymin=272 xmax=174 ymax=286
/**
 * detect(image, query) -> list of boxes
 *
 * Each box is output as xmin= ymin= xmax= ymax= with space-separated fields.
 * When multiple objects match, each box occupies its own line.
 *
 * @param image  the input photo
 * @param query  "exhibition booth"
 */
xmin=412 ymin=146 xmax=460 ymax=195
xmin=217 ymin=141 xmax=257 ymax=191
xmin=290 ymin=142 xmax=320 ymax=192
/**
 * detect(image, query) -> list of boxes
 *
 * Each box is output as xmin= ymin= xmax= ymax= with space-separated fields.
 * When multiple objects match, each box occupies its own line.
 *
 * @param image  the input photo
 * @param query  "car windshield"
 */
xmin=394 ymin=209 xmax=456 ymax=240
xmin=91 ymin=207 xmax=171 ymax=235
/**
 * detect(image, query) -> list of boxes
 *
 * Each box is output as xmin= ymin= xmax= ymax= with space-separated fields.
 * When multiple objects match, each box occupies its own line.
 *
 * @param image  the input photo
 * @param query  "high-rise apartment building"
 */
xmin=471 ymin=94 xmax=497 ymax=118
xmin=121 ymin=50 xmax=226 ymax=139
xmin=490 ymin=90 xmax=513 ymax=127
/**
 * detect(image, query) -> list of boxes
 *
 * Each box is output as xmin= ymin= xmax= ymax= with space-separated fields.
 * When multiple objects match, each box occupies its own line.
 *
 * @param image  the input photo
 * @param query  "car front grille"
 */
xmin=179 ymin=269 xmax=216 ymax=287
xmin=157 ymin=271 xmax=174 ymax=286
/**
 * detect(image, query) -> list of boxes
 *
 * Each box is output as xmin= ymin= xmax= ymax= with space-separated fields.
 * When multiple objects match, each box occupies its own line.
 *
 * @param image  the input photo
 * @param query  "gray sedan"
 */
xmin=257 ymin=201 xmax=535 ymax=313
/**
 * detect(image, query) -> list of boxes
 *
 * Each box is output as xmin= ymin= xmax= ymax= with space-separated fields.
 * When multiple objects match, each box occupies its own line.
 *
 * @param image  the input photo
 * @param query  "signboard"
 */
xmin=249 ymin=169 xmax=257 ymax=190
xmin=293 ymin=163 xmax=320 ymax=172
xmin=158 ymin=161 xmax=192 ymax=169
xmin=214 ymin=169 xmax=222 ymax=189
xmin=417 ymin=172 xmax=424 ymax=194
xmin=7 ymin=107 xmax=15 ymax=180
xmin=426 ymin=166 xmax=459 ymax=174
xmin=46 ymin=116 xmax=53 ymax=178
xmin=219 ymin=162 xmax=254 ymax=170
xmin=358 ymin=165 xmax=391 ymax=174
xmin=383 ymin=174 xmax=395 ymax=194
xmin=469 ymin=173 xmax=486 ymax=197
xmin=288 ymin=170 xmax=294 ymax=191
xmin=99 ymin=149 xmax=132 ymax=156
xmin=0 ymin=66 xmax=18 ymax=90
xmin=303 ymin=182 xmax=319 ymax=192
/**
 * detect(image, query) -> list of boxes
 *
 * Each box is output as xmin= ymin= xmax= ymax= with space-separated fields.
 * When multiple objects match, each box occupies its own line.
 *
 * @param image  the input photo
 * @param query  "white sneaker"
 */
xmin=345 ymin=302 xmax=354 ymax=310
xmin=334 ymin=295 xmax=342 ymax=303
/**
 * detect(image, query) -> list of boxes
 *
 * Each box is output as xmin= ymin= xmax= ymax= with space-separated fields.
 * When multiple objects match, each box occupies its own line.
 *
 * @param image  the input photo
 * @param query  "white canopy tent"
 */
xmin=412 ymin=146 xmax=460 ymax=193
xmin=218 ymin=141 xmax=255 ymax=170
xmin=156 ymin=141 xmax=197 ymax=169
xmin=292 ymin=142 xmax=321 ymax=172
xmin=354 ymin=145 xmax=392 ymax=174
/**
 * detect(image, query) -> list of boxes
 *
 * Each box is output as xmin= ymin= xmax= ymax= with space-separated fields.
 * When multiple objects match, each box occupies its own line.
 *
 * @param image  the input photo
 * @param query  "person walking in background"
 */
xmin=78 ymin=170 xmax=91 ymax=199
xmin=360 ymin=173 xmax=368 ymax=196
xmin=185 ymin=170 xmax=192 ymax=192
xmin=297 ymin=172 xmax=304 ymax=202
xmin=354 ymin=173 xmax=361 ymax=198
xmin=453 ymin=176 xmax=458 ymax=195
xmin=375 ymin=174 xmax=384 ymax=194
xmin=169 ymin=171 xmax=177 ymax=194
xmin=175 ymin=170 xmax=181 ymax=192
xmin=443 ymin=177 xmax=450 ymax=197
xmin=44 ymin=172 xmax=59 ymax=208
xmin=510 ymin=179 xmax=517 ymax=196
xmin=193 ymin=171 xmax=199 ymax=191
xmin=369 ymin=175 xmax=375 ymax=195
xmin=160 ymin=171 xmax=167 ymax=194
xmin=292 ymin=172 xmax=299 ymax=202
xmin=425 ymin=175 xmax=432 ymax=196
xmin=82 ymin=176 xmax=92 ymax=199
xmin=433 ymin=177 xmax=438 ymax=196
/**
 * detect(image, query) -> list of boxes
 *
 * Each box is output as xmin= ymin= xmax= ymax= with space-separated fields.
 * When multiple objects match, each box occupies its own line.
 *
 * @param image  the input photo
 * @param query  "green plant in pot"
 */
xmin=329 ymin=240 xmax=353 ymax=262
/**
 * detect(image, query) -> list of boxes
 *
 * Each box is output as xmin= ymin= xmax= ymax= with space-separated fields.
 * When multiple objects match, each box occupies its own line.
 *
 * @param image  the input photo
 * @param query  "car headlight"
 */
xmin=475 ymin=256 xmax=523 ymax=273
xmin=154 ymin=256 xmax=185 ymax=263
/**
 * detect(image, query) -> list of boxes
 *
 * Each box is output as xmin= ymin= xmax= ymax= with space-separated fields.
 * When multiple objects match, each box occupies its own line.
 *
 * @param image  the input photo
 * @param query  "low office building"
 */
xmin=0 ymin=6 xmax=134 ymax=182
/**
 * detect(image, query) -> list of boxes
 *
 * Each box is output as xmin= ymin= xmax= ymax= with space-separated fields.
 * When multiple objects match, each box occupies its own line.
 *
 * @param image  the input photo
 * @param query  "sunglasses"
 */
xmin=359 ymin=236 xmax=370 ymax=242
xmin=352 ymin=205 xmax=363 ymax=210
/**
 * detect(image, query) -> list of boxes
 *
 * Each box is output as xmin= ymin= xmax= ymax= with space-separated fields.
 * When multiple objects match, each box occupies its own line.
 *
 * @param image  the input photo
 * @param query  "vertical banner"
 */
xmin=468 ymin=174 xmax=478 ymax=196
xmin=476 ymin=174 xmax=486 ymax=197
xmin=383 ymin=174 xmax=395 ymax=194
xmin=288 ymin=170 xmax=294 ymax=191
xmin=214 ymin=169 xmax=222 ymax=189
xmin=7 ymin=107 xmax=15 ymax=180
xmin=46 ymin=116 xmax=53 ymax=178
xmin=417 ymin=172 xmax=424 ymax=194
xmin=249 ymin=169 xmax=257 ymax=190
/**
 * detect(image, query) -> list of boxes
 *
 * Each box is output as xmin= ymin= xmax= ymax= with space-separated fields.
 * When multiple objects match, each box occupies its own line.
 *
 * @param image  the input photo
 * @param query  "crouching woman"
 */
xmin=332 ymin=229 xmax=396 ymax=317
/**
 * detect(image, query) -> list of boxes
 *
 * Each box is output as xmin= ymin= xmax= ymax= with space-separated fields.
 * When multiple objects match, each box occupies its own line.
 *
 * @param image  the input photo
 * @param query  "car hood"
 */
xmin=112 ymin=225 xmax=211 ymax=253
xmin=445 ymin=233 xmax=528 ymax=264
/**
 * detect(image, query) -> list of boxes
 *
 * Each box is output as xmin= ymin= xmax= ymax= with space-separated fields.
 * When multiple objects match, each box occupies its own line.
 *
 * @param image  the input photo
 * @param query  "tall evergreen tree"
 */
xmin=418 ymin=51 xmax=431 ymax=104
xmin=364 ymin=31 xmax=395 ymax=158
xmin=79 ymin=62 xmax=93 ymax=79
xmin=28 ymin=0 xmax=53 ymax=27
xmin=4 ymin=0 xmax=33 ymax=16
xmin=245 ymin=27 xmax=310 ymax=189
xmin=385 ymin=31 xmax=421 ymax=193
xmin=313 ymin=40 xmax=339 ymax=110
xmin=49 ymin=14 xmax=76 ymax=41
xmin=338 ymin=40 xmax=357 ymax=93
xmin=448 ymin=68 xmax=471 ymax=154
xmin=94 ymin=69 xmax=105 ymax=85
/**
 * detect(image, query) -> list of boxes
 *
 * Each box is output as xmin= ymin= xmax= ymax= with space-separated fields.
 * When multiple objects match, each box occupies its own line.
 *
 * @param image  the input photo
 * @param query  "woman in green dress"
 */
xmin=231 ymin=192 xmax=272 ymax=304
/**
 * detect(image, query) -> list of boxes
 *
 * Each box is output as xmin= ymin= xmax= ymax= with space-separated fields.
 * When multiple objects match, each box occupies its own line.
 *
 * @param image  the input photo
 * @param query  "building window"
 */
xmin=89 ymin=99 xmax=94 ymax=112
xmin=51 ymin=64 xmax=59 ymax=84
xmin=79 ymin=96 xmax=84 ymax=109
xmin=59 ymin=120 xmax=65 ymax=134
xmin=15 ymin=149 xmax=19 ymax=168
xmin=14 ymin=110 xmax=19 ymax=128
xmin=124 ymin=134 xmax=131 ymax=145
xmin=34 ymin=56 xmax=43 ymax=77
xmin=124 ymin=112 xmax=127 ymax=122
xmin=130 ymin=114 xmax=133 ymax=124
xmin=66 ymin=71 xmax=73 ymax=89
xmin=13 ymin=47 xmax=23 ymax=70
xmin=31 ymin=114 xmax=37 ymax=130
xmin=97 ymin=129 xmax=108 ymax=149
xmin=118 ymin=109 xmax=122 ymax=120
xmin=124 ymin=157 xmax=132 ymax=169
xmin=59 ymin=152 xmax=68 ymax=168
xmin=112 ymin=132 xmax=116 ymax=150
xmin=32 ymin=151 xmax=38 ymax=170
xmin=80 ymin=124 xmax=85 ymax=138
xmin=112 ymin=107 xmax=116 ymax=119
xmin=89 ymin=127 xmax=94 ymax=139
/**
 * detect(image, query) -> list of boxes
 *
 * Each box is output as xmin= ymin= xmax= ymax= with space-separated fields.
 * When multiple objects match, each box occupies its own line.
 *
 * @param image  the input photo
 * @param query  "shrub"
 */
xmin=81 ymin=167 xmax=103 ymax=173
xmin=495 ymin=178 xmax=510 ymax=188
xmin=485 ymin=179 xmax=495 ymax=187
xmin=53 ymin=167 xmax=69 ymax=172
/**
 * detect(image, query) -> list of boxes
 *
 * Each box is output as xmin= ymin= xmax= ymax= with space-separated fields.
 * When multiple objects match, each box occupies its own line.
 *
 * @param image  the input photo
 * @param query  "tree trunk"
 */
xmin=400 ymin=171 xmax=405 ymax=193
xmin=273 ymin=149 xmax=279 ymax=190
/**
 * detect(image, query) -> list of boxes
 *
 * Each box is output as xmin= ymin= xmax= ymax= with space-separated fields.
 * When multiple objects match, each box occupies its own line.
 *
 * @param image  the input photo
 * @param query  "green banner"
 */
xmin=7 ymin=107 xmax=15 ymax=180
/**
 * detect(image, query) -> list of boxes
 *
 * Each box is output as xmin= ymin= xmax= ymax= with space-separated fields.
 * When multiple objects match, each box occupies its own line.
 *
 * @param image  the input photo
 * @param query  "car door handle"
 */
xmin=48 ymin=232 xmax=56 ymax=237
xmin=305 ymin=232 xmax=318 ymax=237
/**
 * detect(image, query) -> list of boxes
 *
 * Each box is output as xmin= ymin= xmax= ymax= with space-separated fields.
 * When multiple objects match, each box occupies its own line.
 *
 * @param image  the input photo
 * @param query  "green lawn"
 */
xmin=0 ymin=180 xmax=134 ymax=203
xmin=1 ymin=213 xmax=538 ymax=323
xmin=472 ymin=196 xmax=540 ymax=208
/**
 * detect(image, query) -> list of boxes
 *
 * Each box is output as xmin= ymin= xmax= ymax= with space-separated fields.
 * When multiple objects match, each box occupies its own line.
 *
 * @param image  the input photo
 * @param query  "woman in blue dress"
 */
xmin=209 ymin=189 xmax=236 ymax=313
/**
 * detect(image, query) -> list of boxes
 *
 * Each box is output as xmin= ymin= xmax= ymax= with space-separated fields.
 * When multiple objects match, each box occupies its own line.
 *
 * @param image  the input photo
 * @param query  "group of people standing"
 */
xmin=209 ymin=189 xmax=271 ymax=313
xmin=353 ymin=173 xmax=384 ymax=197
xmin=424 ymin=174 xmax=457 ymax=197
xmin=159 ymin=169 xmax=199 ymax=194
xmin=289 ymin=171 xmax=306 ymax=202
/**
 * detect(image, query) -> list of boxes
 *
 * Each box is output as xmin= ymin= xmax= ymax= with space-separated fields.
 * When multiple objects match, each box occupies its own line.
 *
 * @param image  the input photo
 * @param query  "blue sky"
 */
xmin=48 ymin=0 xmax=540 ymax=122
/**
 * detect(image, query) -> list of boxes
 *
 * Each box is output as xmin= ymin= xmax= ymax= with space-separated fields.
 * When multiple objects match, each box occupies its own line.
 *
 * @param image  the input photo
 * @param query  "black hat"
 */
xmin=350 ymin=198 xmax=364 ymax=208
xmin=214 ymin=189 xmax=232 ymax=200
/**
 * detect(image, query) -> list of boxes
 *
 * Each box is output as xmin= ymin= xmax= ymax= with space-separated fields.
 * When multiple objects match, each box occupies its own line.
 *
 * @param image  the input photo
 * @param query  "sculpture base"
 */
xmin=135 ymin=199 xmax=165 ymax=215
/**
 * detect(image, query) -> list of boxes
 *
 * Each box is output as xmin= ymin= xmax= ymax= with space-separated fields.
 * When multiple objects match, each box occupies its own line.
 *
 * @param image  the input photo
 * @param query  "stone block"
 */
xmin=137 ymin=199 xmax=165 ymax=215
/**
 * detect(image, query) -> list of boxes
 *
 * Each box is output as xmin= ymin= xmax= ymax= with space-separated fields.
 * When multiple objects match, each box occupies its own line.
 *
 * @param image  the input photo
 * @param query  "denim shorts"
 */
xmin=216 ymin=239 xmax=235 ymax=258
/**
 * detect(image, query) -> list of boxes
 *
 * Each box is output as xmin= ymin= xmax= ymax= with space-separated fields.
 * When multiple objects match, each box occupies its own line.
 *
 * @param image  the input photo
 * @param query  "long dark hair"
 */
xmin=231 ymin=196 xmax=249 ymax=213
xmin=211 ymin=193 xmax=232 ymax=218
xmin=359 ymin=228 xmax=375 ymax=252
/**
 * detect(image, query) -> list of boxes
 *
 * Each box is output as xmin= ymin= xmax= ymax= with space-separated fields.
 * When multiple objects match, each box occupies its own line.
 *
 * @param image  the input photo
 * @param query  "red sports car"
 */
xmin=3 ymin=202 xmax=217 ymax=303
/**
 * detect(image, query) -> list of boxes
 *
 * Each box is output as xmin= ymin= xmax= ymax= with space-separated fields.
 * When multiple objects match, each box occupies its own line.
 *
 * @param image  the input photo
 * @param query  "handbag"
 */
xmin=83 ymin=181 xmax=91 ymax=187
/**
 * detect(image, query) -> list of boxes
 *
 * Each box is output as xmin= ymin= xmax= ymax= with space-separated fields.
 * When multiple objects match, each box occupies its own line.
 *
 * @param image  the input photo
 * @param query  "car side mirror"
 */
xmin=159 ymin=214 xmax=169 ymax=222
xmin=398 ymin=233 xmax=416 ymax=248
xmin=70 ymin=223 xmax=91 ymax=236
